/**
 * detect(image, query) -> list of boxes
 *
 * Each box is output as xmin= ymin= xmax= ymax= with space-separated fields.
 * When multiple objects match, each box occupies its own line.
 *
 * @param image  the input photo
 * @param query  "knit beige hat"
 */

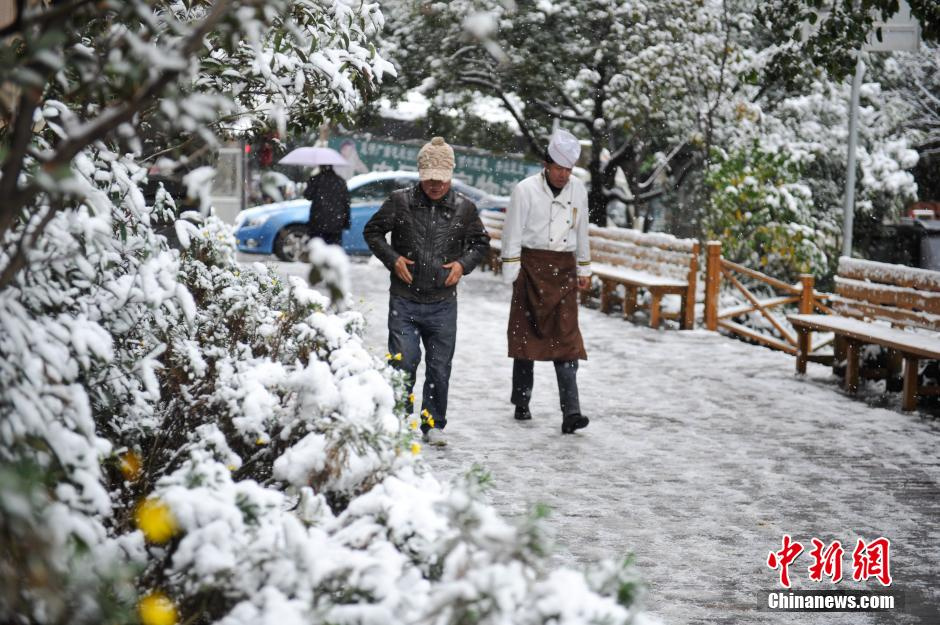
xmin=417 ymin=136 xmax=455 ymax=181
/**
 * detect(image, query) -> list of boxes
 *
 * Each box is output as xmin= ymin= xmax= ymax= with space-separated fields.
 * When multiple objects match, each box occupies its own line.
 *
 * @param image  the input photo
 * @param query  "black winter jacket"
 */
xmin=364 ymin=184 xmax=490 ymax=303
xmin=304 ymin=169 xmax=350 ymax=234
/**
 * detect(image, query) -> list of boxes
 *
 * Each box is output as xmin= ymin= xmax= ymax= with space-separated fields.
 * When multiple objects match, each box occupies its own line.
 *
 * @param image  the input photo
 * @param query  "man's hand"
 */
xmin=394 ymin=256 xmax=415 ymax=284
xmin=443 ymin=261 xmax=464 ymax=286
xmin=577 ymin=275 xmax=590 ymax=290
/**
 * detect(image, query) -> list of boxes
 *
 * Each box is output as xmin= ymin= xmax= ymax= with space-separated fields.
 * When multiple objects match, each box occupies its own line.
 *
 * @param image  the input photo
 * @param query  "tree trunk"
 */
xmin=587 ymin=177 xmax=607 ymax=225
xmin=587 ymin=142 xmax=607 ymax=226
xmin=586 ymin=135 xmax=623 ymax=226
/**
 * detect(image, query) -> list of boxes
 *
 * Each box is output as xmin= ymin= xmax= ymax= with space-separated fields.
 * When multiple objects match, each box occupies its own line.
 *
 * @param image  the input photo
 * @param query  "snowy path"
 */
xmin=271 ymin=256 xmax=940 ymax=625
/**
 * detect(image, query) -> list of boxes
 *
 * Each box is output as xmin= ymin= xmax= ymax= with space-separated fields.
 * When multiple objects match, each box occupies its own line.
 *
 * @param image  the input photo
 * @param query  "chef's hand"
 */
xmin=394 ymin=256 xmax=415 ymax=284
xmin=443 ymin=261 xmax=464 ymax=286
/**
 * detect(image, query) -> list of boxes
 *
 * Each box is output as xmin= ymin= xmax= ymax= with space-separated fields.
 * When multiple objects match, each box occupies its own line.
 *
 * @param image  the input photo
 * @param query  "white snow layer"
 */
xmin=267 ymin=255 xmax=940 ymax=625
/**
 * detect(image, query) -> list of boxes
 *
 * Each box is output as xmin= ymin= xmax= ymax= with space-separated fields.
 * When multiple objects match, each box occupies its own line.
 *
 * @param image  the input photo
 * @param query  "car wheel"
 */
xmin=273 ymin=224 xmax=310 ymax=262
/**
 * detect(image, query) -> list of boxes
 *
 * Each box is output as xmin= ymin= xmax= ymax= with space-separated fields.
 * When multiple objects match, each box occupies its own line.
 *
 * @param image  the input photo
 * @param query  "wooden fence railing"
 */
xmin=702 ymin=241 xmax=832 ymax=358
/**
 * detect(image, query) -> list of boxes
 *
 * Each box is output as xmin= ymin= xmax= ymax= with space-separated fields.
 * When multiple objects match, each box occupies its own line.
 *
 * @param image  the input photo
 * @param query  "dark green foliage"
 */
xmin=756 ymin=0 xmax=939 ymax=91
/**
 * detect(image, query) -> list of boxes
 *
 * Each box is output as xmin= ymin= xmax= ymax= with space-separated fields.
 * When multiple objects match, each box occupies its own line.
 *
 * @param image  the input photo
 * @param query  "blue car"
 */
xmin=235 ymin=170 xmax=509 ymax=261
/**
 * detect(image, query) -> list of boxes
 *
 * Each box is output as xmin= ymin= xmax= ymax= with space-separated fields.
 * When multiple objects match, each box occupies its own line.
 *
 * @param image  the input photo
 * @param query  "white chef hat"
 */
xmin=546 ymin=128 xmax=581 ymax=169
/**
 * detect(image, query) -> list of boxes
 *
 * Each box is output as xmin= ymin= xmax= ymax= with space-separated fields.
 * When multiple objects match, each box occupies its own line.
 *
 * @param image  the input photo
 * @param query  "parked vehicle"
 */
xmin=235 ymin=170 xmax=509 ymax=261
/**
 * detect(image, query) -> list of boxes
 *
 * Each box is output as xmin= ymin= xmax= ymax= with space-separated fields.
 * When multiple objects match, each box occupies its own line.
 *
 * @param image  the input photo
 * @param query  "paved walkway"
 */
xmin=280 ymin=256 xmax=940 ymax=625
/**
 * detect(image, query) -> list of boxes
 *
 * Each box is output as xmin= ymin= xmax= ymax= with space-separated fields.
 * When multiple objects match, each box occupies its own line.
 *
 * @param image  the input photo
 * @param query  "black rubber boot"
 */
xmin=514 ymin=405 xmax=532 ymax=421
xmin=561 ymin=413 xmax=589 ymax=434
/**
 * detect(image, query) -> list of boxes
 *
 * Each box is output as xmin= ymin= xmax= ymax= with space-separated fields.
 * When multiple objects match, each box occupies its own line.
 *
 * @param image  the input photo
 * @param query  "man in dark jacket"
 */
xmin=304 ymin=165 xmax=350 ymax=245
xmin=363 ymin=137 xmax=490 ymax=446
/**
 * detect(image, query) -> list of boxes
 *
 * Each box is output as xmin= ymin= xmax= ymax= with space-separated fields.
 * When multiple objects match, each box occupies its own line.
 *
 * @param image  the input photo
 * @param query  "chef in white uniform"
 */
xmin=501 ymin=128 xmax=592 ymax=435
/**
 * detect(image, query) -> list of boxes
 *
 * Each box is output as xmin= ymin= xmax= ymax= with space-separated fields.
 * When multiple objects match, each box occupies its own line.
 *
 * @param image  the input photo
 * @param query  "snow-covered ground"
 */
xmin=262 ymin=254 xmax=940 ymax=625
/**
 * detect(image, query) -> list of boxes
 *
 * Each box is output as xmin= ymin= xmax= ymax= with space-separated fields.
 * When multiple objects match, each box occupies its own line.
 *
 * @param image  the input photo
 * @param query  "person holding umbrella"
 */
xmin=303 ymin=165 xmax=349 ymax=245
xmin=279 ymin=146 xmax=351 ymax=246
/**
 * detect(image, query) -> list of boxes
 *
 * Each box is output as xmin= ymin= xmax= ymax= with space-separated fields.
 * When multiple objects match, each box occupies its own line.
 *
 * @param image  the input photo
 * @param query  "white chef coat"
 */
xmin=500 ymin=171 xmax=591 ymax=283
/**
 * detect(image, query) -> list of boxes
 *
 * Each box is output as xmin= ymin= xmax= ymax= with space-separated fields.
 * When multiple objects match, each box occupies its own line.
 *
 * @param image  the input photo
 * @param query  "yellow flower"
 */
xmin=393 ymin=352 xmax=402 ymax=361
xmin=138 ymin=591 xmax=178 ymax=625
xmin=421 ymin=409 xmax=430 ymax=418
xmin=385 ymin=352 xmax=392 ymax=360
xmin=408 ymin=393 xmax=414 ymax=404
xmin=427 ymin=416 xmax=435 ymax=428
xmin=226 ymin=464 xmax=237 ymax=472
xmin=408 ymin=418 xmax=419 ymax=431
xmin=410 ymin=442 xmax=421 ymax=455
xmin=119 ymin=451 xmax=142 ymax=481
xmin=255 ymin=437 xmax=266 ymax=446
xmin=135 ymin=499 xmax=178 ymax=544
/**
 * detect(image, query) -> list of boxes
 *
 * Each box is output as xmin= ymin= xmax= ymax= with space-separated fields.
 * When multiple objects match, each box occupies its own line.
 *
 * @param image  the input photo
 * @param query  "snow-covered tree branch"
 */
xmin=0 ymin=0 xmax=394 ymax=289
xmin=0 ymin=4 xmax=649 ymax=625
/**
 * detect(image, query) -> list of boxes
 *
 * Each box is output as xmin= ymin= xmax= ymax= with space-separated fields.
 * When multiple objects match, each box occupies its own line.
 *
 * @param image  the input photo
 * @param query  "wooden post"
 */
xmin=796 ymin=328 xmax=809 ymax=374
xmin=650 ymin=291 xmax=662 ymax=328
xmin=683 ymin=242 xmax=700 ymax=330
xmin=493 ymin=249 xmax=503 ymax=275
xmin=796 ymin=274 xmax=814 ymax=373
xmin=833 ymin=335 xmax=847 ymax=374
xmin=844 ymin=340 xmax=860 ymax=393
xmin=902 ymin=355 xmax=919 ymax=412
xmin=623 ymin=286 xmax=637 ymax=318
xmin=798 ymin=274 xmax=815 ymax=314
xmin=600 ymin=280 xmax=612 ymax=314
xmin=886 ymin=349 xmax=903 ymax=390
xmin=704 ymin=241 xmax=721 ymax=331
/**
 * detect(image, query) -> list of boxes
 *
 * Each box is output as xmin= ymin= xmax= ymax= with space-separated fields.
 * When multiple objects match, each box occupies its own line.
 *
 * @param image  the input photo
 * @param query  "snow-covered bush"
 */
xmin=757 ymin=78 xmax=919 ymax=253
xmin=0 ymin=166 xmax=646 ymax=622
xmin=0 ymin=146 xmax=185 ymax=624
xmin=704 ymin=143 xmax=834 ymax=281
xmin=1 ymin=4 xmax=648 ymax=624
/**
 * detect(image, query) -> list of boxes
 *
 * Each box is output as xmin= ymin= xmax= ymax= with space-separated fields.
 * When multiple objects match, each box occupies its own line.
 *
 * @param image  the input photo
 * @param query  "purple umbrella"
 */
xmin=278 ymin=146 xmax=349 ymax=167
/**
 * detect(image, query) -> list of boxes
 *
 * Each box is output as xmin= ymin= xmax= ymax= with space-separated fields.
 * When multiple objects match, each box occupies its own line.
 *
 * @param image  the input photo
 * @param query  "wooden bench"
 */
xmin=479 ymin=209 xmax=504 ymax=274
xmin=789 ymin=257 xmax=940 ymax=411
xmin=588 ymin=225 xmax=699 ymax=329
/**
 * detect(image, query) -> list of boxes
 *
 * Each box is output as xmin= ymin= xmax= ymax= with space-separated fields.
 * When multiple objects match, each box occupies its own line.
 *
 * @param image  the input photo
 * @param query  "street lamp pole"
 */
xmin=835 ymin=0 xmax=920 ymax=258
xmin=841 ymin=55 xmax=866 ymax=258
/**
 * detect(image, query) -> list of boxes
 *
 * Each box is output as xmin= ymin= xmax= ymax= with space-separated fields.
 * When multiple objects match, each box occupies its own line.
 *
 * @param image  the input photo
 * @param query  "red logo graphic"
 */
xmin=852 ymin=537 xmax=892 ymax=586
xmin=767 ymin=534 xmax=804 ymax=588
xmin=767 ymin=536 xmax=891 ymax=587
xmin=808 ymin=538 xmax=844 ymax=583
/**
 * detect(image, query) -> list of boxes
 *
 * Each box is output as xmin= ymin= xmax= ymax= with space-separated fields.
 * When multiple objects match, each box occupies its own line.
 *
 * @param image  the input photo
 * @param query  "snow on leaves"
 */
xmin=0 ymin=4 xmax=644 ymax=624
xmin=1 ymin=150 xmax=643 ymax=625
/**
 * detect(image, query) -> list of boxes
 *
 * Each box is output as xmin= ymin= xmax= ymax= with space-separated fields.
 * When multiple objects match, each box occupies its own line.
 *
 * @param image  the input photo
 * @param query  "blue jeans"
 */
xmin=388 ymin=295 xmax=458 ymax=430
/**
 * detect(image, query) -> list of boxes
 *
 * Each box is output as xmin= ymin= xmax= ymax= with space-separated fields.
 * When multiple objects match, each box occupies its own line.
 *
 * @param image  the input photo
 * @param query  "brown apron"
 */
xmin=507 ymin=247 xmax=587 ymax=361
